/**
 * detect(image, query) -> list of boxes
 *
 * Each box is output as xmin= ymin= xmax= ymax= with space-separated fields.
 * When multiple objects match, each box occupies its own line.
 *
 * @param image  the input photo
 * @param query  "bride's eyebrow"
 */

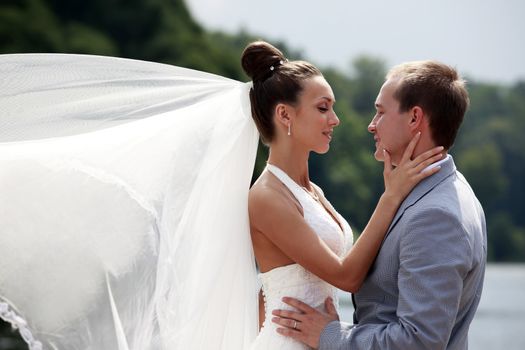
xmin=318 ymin=97 xmax=335 ymax=103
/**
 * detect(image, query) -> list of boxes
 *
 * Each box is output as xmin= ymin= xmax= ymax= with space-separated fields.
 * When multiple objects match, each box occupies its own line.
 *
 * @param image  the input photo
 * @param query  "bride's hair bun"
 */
xmin=240 ymin=40 xmax=322 ymax=144
xmin=241 ymin=41 xmax=286 ymax=82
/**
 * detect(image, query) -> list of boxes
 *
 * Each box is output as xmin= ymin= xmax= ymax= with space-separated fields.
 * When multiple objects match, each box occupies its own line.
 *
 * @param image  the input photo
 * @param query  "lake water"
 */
xmin=338 ymin=263 xmax=525 ymax=349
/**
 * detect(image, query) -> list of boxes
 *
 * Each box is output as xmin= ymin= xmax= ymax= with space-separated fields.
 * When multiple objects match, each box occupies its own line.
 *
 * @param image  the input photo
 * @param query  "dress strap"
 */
xmin=265 ymin=163 xmax=309 ymax=204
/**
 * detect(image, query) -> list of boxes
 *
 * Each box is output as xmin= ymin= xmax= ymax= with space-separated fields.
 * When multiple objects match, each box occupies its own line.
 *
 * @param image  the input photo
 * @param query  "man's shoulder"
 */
xmin=420 ymin=168 xmax=477 ymax=202
xmin=402 ymin=170 xmax=480 ymax=221
xmin=399 ymin=169 xmax=485 ymax=242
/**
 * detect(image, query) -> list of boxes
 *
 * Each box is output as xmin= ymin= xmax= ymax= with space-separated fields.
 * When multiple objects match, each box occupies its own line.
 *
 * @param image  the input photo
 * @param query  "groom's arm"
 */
xmin=321 ymin=206 xmax=471 ymax=350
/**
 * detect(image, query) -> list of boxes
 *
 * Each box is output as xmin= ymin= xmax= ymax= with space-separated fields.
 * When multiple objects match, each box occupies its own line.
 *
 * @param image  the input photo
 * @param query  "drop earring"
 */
xmin=287 ymin=123 xmax=291 ymax=136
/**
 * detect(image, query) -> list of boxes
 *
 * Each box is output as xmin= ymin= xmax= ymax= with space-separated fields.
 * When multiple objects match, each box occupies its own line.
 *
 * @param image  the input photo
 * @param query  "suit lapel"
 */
xmin=385 ymin=156 xmax=457 ymax=236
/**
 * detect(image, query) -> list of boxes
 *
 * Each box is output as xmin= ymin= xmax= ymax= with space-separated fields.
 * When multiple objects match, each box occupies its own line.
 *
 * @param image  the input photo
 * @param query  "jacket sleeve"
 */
xmin=319 ymin=321 xmax=354 ymax=350
xmin=321 ymin=206 xmax=472 ymax=350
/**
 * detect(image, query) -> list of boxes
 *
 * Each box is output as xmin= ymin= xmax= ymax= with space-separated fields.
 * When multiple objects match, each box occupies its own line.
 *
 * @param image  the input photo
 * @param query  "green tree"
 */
xmin=349 ymin=55 xmax=386 ymax=114
xmin=488 ymin=212 xmax=525 ymax=262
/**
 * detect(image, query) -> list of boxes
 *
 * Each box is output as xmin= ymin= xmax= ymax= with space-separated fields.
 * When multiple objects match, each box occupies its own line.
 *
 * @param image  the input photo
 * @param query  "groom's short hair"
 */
xmin=387 ymin=61 xmax=469 ymax=150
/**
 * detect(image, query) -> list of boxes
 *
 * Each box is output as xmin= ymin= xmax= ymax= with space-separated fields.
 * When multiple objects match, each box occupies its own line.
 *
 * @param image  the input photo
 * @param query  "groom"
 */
xmin=272 ymin=60 xmax=487 ymax=349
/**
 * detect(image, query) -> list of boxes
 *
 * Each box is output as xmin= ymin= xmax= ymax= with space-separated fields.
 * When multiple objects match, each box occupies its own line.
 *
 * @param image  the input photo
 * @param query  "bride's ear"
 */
xmin=274 ymin=103 xmax=292 ymax=130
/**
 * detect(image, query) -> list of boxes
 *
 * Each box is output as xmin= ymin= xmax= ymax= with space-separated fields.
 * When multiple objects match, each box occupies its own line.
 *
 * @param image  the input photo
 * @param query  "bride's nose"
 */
xmin=329 ymin=113 xmax=340 ymax=127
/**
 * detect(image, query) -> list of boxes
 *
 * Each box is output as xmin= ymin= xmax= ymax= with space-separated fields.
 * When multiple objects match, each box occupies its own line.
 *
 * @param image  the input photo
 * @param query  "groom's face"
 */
xmin=368 ymin=78 xmax=412 ymax=166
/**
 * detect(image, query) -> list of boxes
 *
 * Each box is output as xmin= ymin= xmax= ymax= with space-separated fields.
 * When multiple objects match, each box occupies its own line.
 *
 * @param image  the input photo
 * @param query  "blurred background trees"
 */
xmin=1 ymin=0 xmax=523 ymax=261
xmin=2 ymin=0 xmax=524 ymax=258
xmin=1 ymin=0 xmax=523 ymax=347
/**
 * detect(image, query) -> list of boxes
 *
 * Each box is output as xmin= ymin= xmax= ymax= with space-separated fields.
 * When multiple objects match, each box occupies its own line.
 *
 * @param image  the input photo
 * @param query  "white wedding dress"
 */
xmin=250 ymin=164 xmax=353 ymax=350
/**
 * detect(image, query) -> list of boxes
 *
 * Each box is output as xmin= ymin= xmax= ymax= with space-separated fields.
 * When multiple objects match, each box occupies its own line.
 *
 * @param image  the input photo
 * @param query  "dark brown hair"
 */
xmin=241 ymin=41 xmax=321 ymax=144
xmin=387 ymin=61 xmax=470 ymax=149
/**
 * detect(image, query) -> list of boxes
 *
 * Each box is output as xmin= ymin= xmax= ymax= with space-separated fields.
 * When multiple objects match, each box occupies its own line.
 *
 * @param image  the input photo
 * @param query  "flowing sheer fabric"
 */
xmin=0 ymin=54 xmax=259 ymax=349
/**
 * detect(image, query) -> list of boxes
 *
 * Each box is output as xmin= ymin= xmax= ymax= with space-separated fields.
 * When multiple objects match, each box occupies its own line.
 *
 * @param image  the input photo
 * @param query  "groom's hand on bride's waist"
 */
xmin=272 ymin=296 xmax=339 ymax=349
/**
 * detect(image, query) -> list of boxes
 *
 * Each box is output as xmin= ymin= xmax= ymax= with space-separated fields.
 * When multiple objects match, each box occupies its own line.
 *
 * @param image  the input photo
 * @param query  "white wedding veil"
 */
xmin=0 ymin=54 xmax=259 ymax=349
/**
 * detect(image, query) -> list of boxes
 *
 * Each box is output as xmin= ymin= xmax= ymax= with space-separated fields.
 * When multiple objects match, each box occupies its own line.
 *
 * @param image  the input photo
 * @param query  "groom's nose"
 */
xmin=368 ymin=116 xmax=377 ymax=133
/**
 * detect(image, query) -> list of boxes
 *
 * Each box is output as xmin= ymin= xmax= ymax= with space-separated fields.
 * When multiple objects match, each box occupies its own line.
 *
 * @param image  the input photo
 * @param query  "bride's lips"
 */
xmin=323 ymin=130 xmax=333 ymax=141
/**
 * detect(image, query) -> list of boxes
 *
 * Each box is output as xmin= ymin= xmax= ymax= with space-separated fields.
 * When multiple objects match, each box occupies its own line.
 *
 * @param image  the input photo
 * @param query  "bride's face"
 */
xmin=291 ymin=76 xmax=339 ymax=154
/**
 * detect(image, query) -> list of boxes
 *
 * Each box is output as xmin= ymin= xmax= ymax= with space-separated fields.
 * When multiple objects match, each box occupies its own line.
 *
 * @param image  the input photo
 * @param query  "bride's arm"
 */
xmin=250 ymin=135 xmax=443 ymax=292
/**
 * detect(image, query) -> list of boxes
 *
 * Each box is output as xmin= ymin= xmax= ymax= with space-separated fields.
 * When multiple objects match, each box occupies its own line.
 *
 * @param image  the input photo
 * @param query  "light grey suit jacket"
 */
xmin=320 ymin=156 xmax=487 ymax=349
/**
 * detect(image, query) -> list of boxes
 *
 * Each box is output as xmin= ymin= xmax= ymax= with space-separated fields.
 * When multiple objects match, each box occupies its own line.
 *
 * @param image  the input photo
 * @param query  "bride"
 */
xmin=0 ymin=41 xmax=440 ymax=350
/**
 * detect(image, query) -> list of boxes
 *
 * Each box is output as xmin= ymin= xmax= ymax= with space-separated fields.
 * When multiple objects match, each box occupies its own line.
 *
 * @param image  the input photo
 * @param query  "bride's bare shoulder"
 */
xmin=249 ymin=172 xmax=301 ymax=216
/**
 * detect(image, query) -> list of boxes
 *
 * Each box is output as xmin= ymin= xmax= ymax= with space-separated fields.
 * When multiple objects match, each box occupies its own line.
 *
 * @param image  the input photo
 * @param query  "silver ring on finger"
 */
xmin=293 ymin=320 xmax=298 ymax=330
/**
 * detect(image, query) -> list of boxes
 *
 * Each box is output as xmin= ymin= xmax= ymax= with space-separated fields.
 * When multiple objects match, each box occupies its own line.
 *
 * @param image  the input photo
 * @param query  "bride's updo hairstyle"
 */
xmin=241 ymin=41 xmax=321 ymax=144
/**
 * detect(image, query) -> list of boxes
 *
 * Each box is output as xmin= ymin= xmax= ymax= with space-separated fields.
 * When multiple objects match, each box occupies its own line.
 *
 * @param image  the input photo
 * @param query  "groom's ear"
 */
xmin=408 ymin=106 xmax=425 ymax=131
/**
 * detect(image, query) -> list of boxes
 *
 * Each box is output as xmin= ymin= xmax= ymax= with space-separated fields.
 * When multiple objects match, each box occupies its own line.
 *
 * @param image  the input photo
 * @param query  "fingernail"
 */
xmin=438 ymin=146 xmax=444 ymax=151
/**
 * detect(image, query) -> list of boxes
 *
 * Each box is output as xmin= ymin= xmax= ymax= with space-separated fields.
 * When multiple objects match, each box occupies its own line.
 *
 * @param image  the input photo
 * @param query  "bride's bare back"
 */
xmin=250 ymin=170 xmax=303 ymax=272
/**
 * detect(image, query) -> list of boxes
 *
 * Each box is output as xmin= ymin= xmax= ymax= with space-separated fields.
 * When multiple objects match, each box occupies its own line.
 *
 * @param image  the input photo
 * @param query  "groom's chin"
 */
xmin=373 ymin=149 xmax=384 ymax=162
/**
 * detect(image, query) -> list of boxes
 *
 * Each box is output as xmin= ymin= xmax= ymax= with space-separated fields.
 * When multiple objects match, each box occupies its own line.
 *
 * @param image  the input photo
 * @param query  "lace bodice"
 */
xmin=251 ymin=164 xmax=353 ymax=350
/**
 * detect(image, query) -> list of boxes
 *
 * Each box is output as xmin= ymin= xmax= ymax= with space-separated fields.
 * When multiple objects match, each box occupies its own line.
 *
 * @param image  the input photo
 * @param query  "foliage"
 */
xmin=1 ymin=0 xmax=523 ymax=261
xmin=0 ymin=321 xmax=26 ymax=350
xmin=1 ymin=0 xmax=523 ymax=258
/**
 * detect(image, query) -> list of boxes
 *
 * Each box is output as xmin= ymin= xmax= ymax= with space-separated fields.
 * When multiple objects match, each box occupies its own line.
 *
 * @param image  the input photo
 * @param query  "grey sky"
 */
xmin=186 ymin=0 xmax=525 ymax=84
